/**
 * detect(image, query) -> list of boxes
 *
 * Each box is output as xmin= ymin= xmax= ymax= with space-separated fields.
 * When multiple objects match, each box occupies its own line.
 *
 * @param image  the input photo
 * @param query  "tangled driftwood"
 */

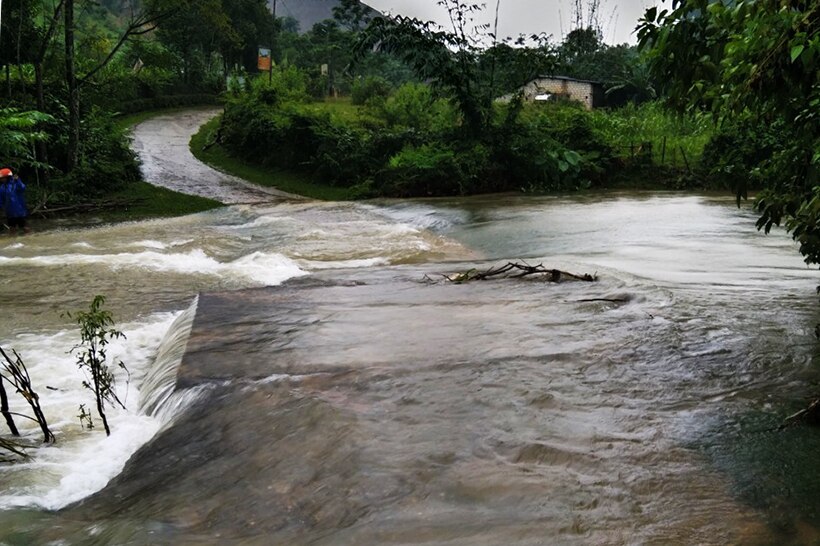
xmin=424 ymin=262 xmax=598 ymax=284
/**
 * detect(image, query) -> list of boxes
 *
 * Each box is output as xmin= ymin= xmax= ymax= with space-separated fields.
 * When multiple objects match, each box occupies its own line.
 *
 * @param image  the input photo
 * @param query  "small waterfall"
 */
xmin=138 ymin=296 xmax=199 ymax=417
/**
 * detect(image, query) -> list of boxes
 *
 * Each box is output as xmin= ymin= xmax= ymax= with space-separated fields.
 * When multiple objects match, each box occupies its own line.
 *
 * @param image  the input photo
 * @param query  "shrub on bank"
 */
xmin=218 ymin=72 xmax=705 ymax=198
xmin=351 ymin=76 xmax=392 ymax=105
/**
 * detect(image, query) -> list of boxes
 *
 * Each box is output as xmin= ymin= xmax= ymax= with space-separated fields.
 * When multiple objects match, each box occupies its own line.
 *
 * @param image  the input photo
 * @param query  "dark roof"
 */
xmin=535 ymin=75 xmax=603 ymax=86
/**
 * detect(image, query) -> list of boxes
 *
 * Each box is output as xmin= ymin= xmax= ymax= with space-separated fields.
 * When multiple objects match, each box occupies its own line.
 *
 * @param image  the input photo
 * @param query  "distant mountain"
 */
xmin=99 ymin=0 xmax=380 ymax=34
xmin=270 ymin=0 xmax=379 ymax=32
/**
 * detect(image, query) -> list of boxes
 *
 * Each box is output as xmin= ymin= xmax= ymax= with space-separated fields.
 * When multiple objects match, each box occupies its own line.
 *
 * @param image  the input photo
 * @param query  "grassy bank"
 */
xmin=103 ymin=182 xmax=223 ymax=222
xmin=189 ymin=116 xmax=350 ymax=201
xmin=33 ymin=108 xmax=224 ymax=225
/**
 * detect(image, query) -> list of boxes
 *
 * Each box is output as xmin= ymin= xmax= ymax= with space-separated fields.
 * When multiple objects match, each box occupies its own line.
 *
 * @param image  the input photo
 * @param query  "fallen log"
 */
xmin=32 ymin=198 xmax=146 ymax=217
xmin=779 ymin=398 xmax=820 ymax=430
xmin=424 ymin=262 xmax=598 ymax=284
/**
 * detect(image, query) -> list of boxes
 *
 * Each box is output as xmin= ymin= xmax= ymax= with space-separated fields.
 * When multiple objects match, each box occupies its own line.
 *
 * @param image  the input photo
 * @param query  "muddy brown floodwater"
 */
xmin=0 ymin=111 xmax=819 ymax=545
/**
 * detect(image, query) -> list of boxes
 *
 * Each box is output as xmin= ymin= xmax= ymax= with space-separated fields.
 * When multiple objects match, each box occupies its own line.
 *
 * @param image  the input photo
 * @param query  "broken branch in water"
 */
xmin=0 ymin=437 xmax=28 ymax=462
xmin=424 ymin=262 xmax=598 ymax=284
xmin=0 ymin=347 xmax=55 ymax=443
xmin=779 ymin=398 xmax=820 ymax=431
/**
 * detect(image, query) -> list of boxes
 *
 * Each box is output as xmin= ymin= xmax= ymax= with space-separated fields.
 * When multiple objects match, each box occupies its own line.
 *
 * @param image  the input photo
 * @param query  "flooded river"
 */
xmin=0 ymin=191 xmax=819 ymax=544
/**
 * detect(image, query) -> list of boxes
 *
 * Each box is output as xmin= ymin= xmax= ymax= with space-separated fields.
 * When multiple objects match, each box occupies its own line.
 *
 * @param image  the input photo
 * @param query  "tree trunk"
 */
xmin=65 ymin=0 xmax=80 ymax=171
xmin=34 ymin=64 xmax=50 ymax=187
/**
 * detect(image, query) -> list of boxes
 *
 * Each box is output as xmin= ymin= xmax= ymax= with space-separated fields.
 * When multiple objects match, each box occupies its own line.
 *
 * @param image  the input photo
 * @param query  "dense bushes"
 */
xmin=50 ymin=109 xmax=142 ymax=199
xmin=700 ymin=117 xmax=786 ymax=193
xmin=115 ymin=94 xmax=222 ymax=115
xmin=351 ymin=76 xmax=392 ymax=105
xmin=218 ymin=70 xmax=711 ymax=198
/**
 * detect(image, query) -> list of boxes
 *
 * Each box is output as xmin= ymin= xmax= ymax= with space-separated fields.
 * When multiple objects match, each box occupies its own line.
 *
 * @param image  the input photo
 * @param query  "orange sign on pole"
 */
xmin=258 ymin=47 xmax=272 ymax=72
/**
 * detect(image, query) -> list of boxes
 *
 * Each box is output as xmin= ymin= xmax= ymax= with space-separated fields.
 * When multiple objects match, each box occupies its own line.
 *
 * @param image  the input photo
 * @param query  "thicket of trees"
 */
xmin=638 ymin=0 xmax=819 ymax=264
xmin=0 ymin=0 xmax=275 ymax=207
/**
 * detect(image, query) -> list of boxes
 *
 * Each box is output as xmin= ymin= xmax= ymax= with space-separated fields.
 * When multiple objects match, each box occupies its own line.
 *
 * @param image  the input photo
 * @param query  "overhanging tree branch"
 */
xmin=78 ymin=10 xmax=173 ymax=87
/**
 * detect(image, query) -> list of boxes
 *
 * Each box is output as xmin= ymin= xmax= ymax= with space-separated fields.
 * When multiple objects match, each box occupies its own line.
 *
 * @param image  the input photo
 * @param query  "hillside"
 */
xmin=270 ymin=0 xmax=379 ymax=32
xmin=100 ymin=0 xmax=379 ymax=33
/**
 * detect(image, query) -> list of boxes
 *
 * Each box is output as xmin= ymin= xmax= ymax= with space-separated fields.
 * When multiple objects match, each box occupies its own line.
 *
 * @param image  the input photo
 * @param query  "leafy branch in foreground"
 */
xmin=66 ymin=296 xmax=129 ymax=437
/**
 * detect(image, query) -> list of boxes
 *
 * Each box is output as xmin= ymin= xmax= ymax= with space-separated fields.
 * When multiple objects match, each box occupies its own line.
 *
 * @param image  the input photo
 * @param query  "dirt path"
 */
xmin=130 ymin=108 xmax=305 ymax=204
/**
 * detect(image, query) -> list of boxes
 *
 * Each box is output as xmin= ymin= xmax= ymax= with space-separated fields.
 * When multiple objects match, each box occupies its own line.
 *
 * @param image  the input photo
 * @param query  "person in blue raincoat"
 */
xmin=0 ymin=168 xmax=30 ymax=234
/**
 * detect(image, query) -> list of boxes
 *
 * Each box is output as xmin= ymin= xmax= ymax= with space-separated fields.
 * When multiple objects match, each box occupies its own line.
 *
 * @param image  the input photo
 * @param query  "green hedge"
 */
xmin=116 ymin=94 xmax=222 ymax=115
xmin=217 ymin=74 xmax=641 ymax=198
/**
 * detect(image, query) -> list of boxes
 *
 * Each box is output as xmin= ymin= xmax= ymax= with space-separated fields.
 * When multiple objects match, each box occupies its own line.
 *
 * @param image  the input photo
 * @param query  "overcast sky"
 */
xmin=365 ymin=0 xmax=661 ymax=45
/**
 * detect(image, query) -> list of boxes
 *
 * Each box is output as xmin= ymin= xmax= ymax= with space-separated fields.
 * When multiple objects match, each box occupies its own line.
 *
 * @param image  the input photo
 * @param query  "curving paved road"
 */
xmin=130 ymin=108 xmax=305 ymax=204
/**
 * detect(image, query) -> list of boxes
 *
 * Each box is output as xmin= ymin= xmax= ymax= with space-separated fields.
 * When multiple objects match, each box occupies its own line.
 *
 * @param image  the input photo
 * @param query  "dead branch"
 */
xmin=0 ymin=437 xmax=28 ymax=461
xmin=0 ymin=374 xmax=20 ymax=436
xmin=779 ymin=398 xmax=820 ymax=431
xmin=0 ymin=347 xmax=54 ymax=443
xmin=31 ymin=198 xmax=145 ymax=216
xmin=79 ymin=9 xmax=175 ymax=87
xmin=425 ymin=262 xmax=598 ymax=284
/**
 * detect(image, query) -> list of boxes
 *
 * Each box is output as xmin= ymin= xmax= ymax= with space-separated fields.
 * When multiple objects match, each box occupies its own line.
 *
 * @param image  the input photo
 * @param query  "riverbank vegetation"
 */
xmin=195 ymin=0 xmax=720 ymax=200
xmin=0 ymin=0 xmax=262 ymax=218
xmin=207 ymin=75 xmax=713 ymax=200
xmin=1 ymin=0 xmax=815 ymax=236
xmin=639 ymin=1 xmax=819 ymax=265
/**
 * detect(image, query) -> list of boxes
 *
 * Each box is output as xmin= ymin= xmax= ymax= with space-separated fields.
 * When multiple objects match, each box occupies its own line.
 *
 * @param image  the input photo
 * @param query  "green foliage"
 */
xmin=191 ymin=115 xmax=350 ymax=200
xmin=639 ymin=0 xmax=820 ymax=263
xmin=381 ymin=143 xmax=487 ymax=196
xmin=700 ymin=117 xmax=786 ymax=197
xmin=0 ymin=109 xmax=53 ymax=169
xmin=351 ymin=76 xmax=392 ymax=105
xmin=477 ymin=40 xmax=558 ymax=98
xmin=376 ymin=83 xmax=457 ymax=132
xmin=353 ymin=5 xmax=494 ymax=133
xmin=145 ymin=0 xmax=274 ymax=76
xmin=50 ymin=109 xmax=141 ymax=199
xmin=66 ymin=296 xmax=128 ymax=437
xmin=586 ymin=102 xmax=711 ymax=170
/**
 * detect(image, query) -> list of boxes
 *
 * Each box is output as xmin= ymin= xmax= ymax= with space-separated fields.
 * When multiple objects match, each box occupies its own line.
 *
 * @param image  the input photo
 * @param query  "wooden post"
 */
xmin=680 ymin=146 xmax=692 ymax=174
xmin=661 ymin=136 xmax=667 ymax=164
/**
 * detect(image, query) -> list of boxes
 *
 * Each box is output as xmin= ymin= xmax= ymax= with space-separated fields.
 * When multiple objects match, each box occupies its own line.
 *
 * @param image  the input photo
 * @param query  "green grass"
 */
xmin=103 ymin=181 xmax=223 ymax=221
xmin=587 ymin=102 xmax=713 ymax=169
xmin=189 ymin=116 xmax=350 ymax=201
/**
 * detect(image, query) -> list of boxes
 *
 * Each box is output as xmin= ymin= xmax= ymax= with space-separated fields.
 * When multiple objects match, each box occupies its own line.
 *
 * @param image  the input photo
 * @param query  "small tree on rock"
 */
xmin=67 ymin=296 xmax=128 ymax=437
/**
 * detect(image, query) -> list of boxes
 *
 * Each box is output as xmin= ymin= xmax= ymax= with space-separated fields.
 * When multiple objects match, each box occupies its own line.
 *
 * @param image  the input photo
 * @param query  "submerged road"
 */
xmin=130 ymin=108 xmax=305 ymax=204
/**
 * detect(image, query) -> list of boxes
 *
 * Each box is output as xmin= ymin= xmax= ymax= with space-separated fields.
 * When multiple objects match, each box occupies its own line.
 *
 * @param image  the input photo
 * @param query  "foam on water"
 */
xmin=128 ymin=240 xmax=168 ymax=250
xmin=0 ymin=309 xmax=204 ymax=511
xmin=366 ymin=202 xmax=468 ymax=232
xmin=0 ymin=249 xmax=308 ymax=286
